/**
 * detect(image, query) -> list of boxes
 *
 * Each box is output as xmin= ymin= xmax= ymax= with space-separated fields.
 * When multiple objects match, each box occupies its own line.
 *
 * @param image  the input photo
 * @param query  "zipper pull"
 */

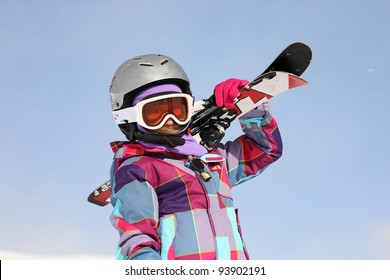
xmin=186 ymin=158 xmax=212 ymax=182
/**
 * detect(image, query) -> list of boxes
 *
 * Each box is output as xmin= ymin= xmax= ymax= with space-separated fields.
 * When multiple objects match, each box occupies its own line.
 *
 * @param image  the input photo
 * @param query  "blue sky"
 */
xmin=1 ymin=0 xmax=389 ymax=259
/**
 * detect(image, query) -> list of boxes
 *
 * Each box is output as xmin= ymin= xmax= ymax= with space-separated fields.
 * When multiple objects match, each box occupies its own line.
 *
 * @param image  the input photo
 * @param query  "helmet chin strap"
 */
xmin=119 ymin=122 xmax=186 ymax=148
xmin=134 ymin=131 xmax=185 ymax=148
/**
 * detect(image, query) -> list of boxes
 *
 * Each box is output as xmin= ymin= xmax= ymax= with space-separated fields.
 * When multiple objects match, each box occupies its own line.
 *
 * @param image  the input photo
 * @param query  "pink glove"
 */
xmin=214 ymin=78 xmax=249 ymax=109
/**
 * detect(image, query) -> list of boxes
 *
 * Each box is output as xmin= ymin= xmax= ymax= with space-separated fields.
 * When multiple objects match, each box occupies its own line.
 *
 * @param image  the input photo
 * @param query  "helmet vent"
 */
xmin=161 ymin=59 xmax=169 ymax=65
xmin=139 ymin=62 xmax=153 ymax=67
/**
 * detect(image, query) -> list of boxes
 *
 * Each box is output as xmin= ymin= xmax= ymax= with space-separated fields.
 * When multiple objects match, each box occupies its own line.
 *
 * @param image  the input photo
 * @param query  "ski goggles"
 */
xmin=112 ymin=93 xmax=194 ymax=130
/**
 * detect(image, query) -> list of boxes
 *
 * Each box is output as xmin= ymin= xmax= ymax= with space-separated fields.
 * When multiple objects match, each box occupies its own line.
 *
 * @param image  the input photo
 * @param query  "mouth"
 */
xmin=146 ymin=121 xmax=186 ymax=135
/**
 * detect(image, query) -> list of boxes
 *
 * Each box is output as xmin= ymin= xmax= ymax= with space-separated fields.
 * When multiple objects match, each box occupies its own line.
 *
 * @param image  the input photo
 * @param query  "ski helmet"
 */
xmin=109 ymin=54 xmax=191 ymax=111
xmin=109 ymin=54 xmax=192 ymax=144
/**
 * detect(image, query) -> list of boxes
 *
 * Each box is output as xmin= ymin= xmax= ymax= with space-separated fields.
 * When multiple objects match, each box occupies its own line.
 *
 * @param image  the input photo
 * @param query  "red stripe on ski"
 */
xmin=288 ymin=73 xmax=308 ymax=89
xmin=233 ymin=89 xmax=271 ymax=115
xmin=240 ymin=89 xmax=272 ymax=103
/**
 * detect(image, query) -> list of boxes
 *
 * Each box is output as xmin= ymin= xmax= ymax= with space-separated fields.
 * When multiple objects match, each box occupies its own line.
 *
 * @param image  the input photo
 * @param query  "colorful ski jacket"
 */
xmin=109 ymin=107 xmax=283 ymax=260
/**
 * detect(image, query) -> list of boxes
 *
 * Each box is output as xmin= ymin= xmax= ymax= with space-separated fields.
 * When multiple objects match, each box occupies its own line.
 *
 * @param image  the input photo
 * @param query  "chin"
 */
xmin=158 ymin=128 xmax=181 ymax=135
xmin=157 ymin=125 xmax=186 ymax=135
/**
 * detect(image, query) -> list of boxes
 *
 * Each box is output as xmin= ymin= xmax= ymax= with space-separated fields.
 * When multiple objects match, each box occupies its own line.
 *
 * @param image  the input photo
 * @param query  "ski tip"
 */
xmin=262 ymin=42 xmax=312 ymax=77
xmin=290 ymin=41 xmax=310 ymax=48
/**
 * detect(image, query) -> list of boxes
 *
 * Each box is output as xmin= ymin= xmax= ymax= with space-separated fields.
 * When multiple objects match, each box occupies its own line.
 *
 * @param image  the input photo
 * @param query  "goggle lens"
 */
xmin=142 ymin=97 xmax=189 ymax=127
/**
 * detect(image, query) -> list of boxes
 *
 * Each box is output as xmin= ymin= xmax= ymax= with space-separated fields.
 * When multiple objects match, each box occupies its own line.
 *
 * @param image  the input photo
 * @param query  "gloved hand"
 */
xmin=214 ymin=78 xmax=249 ymax=109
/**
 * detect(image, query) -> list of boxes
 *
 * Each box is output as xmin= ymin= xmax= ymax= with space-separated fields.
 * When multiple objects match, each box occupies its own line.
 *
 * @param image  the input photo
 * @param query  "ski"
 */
xmin=190 ymin=42 xmax=311 ymax=149
xmin=88 ymin=42 xmax=312 ymax=207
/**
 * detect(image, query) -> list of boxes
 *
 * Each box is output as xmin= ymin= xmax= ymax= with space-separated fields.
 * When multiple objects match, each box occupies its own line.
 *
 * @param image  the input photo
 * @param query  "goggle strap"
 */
xmin=112 ymin=107 xmax=139 ymax=125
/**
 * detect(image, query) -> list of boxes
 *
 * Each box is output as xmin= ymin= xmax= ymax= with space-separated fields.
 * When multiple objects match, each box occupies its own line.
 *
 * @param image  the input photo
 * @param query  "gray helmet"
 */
xmin=109 ymin=54 xmax=191 ymax=110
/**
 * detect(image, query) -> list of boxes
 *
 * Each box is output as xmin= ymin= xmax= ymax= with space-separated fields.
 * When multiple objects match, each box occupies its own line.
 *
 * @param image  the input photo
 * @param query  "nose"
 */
xmin=165 ymin=118 xmax=174 ymax=125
